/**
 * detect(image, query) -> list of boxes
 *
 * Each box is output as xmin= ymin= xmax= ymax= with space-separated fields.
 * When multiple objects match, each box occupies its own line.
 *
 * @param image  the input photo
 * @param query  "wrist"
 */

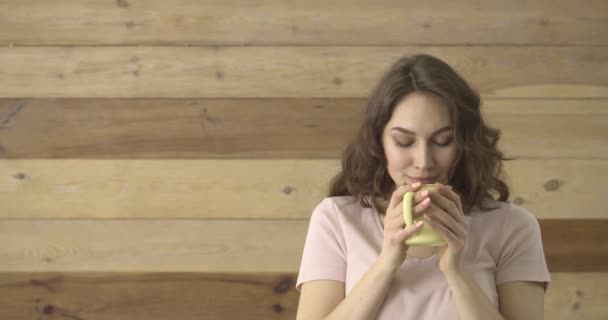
xmin=442 ymin=266 xmax=466 ymax=280
xmin=375 ymin=256 xmax=401 ymax=274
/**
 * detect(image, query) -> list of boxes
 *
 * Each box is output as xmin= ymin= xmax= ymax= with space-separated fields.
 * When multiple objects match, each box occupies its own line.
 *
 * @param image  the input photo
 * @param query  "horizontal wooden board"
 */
xmin=541 ymin=220 xmax=608 ymax=273
xmin=0 ymin=219 xmax=605 ymax=272
xmin=0 ymin=272 xmax=606 ymax=320
xmin=0 ymin=160 xmax=340 ymax=219
xmin=502 ymin=159 xmax=608 ymax=220
xmin=0 ymin=220 xmax=308 ymax=272
xmin=1 ymin=98 xmax=607 ymax=159
xmin=0 ymin=273 xmax=298 ymax=319
xmin=0 ymin=159 xmax=606 ymax=219
xmin=0 ymin=0 xmax=606 ymax=45
xmin=0 ymin=46 xmax=606 ymax=98
xmin=545 ymin=273 xmax=608 ymax=320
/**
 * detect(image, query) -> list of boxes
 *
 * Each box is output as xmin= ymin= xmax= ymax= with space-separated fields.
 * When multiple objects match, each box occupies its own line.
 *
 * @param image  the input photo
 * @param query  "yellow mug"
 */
xmin=403 ymin=184 xmax=447 ymax=246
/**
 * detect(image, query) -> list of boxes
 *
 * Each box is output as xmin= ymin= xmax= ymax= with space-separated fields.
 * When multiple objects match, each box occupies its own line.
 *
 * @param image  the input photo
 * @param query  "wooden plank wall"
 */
xmin=0 ymin=0 xmax=607 ymax=319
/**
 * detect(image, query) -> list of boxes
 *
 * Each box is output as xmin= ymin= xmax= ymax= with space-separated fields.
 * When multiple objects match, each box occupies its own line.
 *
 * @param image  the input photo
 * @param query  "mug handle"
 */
xmin=402 ymin=191 xmax=415 ymax=228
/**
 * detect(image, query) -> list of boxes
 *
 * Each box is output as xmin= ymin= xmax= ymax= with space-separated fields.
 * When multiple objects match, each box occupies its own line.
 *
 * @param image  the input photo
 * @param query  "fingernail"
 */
xmin=411 ymin=182 xmax=422 ymax=188
xmin=421 ymin=190 xmax=429 ymax=197
xmin=415 ymin=221 xmax=424 ymax=227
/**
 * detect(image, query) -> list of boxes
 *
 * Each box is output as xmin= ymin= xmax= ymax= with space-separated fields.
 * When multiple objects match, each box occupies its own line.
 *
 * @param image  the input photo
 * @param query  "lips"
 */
xmin=408 ymin=176 xmax=438 ymax=184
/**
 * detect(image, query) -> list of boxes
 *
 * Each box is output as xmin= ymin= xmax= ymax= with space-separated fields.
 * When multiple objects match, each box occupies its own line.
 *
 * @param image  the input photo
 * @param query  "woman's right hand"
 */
xmin=378 ymin=182 xmax=431 ymax=271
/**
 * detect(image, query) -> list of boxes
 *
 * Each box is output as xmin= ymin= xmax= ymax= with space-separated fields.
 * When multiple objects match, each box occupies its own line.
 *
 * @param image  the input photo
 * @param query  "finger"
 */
xmin=424 ymin=211 xmax=466 ymax=240
xmin=384 ymin=213 xmax=405 ymax=231
xmin=385 ymin=190 xmax=432 ymax=225
xmin=384 ymin=196 xmax=432 ymax=229
xmin=388 ymin=182 xmax=422 ymax=209
xmin=395 ymin=220 xmax=425 ymax=242
xmin=424 ymin=214 xmax=454 ymax=245
xmin=436 ymin=184 xmax=464 ymax=215
xmin=413 ymin=196 xmax=432 ymax=216
xmin=424 ymin=214 xmax=465 ymax=247
xmin=384 ymin=212 xmax=405 ymax=228
xmin=428 ymin=191 xmax=463 ymax=224
xmin=387 ymin=182 xmax=422 ymax=213
xmin=424 ymin=203 xmax=460 ymax=236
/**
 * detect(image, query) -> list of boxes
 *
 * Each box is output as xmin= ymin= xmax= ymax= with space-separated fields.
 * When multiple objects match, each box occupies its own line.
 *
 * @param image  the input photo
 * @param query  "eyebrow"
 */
xmin=391 ymin=126 xmax=453 ymax=136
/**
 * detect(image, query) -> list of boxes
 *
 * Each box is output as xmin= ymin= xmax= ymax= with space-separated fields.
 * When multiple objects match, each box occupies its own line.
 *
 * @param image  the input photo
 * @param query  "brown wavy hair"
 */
xmin=328 ymin=53 xmax=517 ymax=214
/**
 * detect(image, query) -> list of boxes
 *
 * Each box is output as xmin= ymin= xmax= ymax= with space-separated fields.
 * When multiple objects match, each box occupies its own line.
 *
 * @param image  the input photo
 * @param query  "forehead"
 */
xmin=387 ymin=92 xmax=452 ymax=134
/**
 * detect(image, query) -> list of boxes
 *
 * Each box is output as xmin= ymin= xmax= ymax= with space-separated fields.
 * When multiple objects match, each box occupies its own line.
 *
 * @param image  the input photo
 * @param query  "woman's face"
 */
xmin=382 ymin=92 xmax=460 ymax=189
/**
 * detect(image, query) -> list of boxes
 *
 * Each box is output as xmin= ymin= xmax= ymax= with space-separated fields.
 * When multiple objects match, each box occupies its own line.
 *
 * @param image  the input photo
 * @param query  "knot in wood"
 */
xmin=273 ymin=277 xmax=293 ymax=294
xmin=272 ymin=304 xmax=284 ymax=313
xmin=43 ymin=304 xmax=55 ymax=315
xmin=543 ymin=179 xmax=561 ymax=192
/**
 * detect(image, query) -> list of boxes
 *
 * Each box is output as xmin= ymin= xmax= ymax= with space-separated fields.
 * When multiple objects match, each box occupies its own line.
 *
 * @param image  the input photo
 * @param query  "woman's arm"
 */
xmin=422 ymin=185 xmax=503 ymax=319
xmin=444 ymin=269 xmax=505 ymax=320
xmin=498 ymin=281 xmax=545 ymax=320
xmin=296 ymin=259 xmax=398 ymax=320
xmin=445 ymin=270 xmax=545 ymax=320
xmin=423 ymin=185 xmax=546 ymax=319
xmin=297 ymin=183 xmax=427 ymax=320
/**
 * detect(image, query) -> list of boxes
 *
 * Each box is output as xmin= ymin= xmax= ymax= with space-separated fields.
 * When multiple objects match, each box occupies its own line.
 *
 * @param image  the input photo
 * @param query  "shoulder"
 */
xmin=466 ymin=200 xmax=541 ymax=252
xmin=309 ymin=196 xmax=376 ymax=235
xmin=486 ymin=200 xmax=540 ymax=232
xmin=312 ymin=196 xmax=367 ymax=219
xmin=305 ymin=196 xmax=372 ymax=248
xmin=468 ymin=199 xmax=539 ymax=227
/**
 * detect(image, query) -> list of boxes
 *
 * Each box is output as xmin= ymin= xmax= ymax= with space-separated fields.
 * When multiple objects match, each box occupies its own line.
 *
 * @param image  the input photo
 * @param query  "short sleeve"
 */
xmin=495 ymin=205 xmax=552 ymax=291
xmin=296 ymin=198 xmax=347 ymax=292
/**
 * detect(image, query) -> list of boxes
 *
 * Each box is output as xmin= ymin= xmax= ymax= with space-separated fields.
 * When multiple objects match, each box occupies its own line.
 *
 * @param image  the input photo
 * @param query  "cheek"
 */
xmin=439 ymin=146 xmax=460 ymax=167
xmin=385 ymin=146 xmax=410 ymax=168
xmin=384 ymin=144 xmax=398 ymax=166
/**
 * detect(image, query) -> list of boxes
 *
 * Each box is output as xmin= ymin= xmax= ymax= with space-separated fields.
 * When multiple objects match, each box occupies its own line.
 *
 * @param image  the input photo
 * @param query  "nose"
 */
xmin=413 ymin=142 xmax=434 ymax=170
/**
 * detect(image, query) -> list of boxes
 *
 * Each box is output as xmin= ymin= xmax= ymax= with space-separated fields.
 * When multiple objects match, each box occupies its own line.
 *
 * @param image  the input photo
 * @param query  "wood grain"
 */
xmin=1 ymin=159 xmax=606 ymax=219
xmin=0 ymin=1 xmax=604 ymax=319
xmin=545 ymin=273 xmax=608 ymax=320
xmin=541 ymin=220 xmax=608 ymax=272
xmin=0 ymin=159 xmax=339 ymax=219
xmin=0 ymin=272 xmax=606 ymax=320
xmin=0 ymin=0 xmax=606 ymax=45
xmin=0 ymin=219 xmax=606 ymax=272
xmin=0 ymin=219 xmax=308 ymax=272
xmin=0 ymin=273 xmax=298 ymax=319
xmin=0 ymin=46 xmax=606 ymax=98
xmin=1 ymin=98 xmax=607 ymax=159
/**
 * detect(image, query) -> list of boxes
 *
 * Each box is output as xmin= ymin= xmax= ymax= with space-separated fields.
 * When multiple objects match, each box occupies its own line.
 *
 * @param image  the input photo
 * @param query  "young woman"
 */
xmin=296 ymin=54 xmax=550 ymax=320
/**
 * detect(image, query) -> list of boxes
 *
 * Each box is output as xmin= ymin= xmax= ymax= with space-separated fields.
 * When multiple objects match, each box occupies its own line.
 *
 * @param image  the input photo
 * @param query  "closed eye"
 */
xmin=395 ymin=139 xmax=453 ymax=148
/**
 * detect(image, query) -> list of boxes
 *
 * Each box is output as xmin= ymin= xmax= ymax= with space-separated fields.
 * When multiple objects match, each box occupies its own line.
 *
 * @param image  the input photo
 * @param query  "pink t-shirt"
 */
xmin=296 ymin=195 xmax=551 ymax=319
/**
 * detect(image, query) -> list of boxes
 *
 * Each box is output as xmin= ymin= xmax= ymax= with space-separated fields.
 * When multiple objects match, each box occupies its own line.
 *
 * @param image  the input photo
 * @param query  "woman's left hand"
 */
xmin=424 ymin=183 xmax=467 ymax=274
